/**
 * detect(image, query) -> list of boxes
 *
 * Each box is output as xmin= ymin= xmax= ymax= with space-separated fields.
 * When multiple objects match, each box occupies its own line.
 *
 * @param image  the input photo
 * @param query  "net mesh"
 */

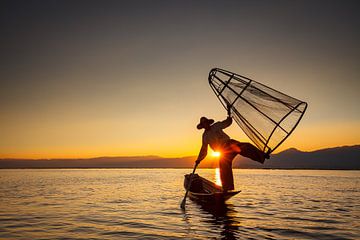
xmin=208 ymin=68 xmax=307 ymax=154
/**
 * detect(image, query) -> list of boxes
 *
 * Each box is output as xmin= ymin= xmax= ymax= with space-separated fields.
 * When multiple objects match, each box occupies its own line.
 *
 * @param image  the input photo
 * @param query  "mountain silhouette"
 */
xmin=0 ymin=145 xmax=359 ymax=169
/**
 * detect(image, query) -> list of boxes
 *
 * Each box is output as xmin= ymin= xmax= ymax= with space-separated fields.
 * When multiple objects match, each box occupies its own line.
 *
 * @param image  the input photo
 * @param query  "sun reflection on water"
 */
xmin=215 ymin=168 xmax=222 ymax=186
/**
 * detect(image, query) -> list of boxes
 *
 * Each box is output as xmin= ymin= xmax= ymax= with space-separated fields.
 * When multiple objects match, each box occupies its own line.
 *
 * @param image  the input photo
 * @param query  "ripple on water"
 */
xmin=0 ymin=169 xmax=359 ymax=240
xmin=260 ymin=226 xmax=354 ymax=240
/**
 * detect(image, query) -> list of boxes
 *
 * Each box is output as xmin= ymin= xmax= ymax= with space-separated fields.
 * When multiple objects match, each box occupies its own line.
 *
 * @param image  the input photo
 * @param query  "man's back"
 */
xmin=202 ymin=117 xmax=232 ymax=151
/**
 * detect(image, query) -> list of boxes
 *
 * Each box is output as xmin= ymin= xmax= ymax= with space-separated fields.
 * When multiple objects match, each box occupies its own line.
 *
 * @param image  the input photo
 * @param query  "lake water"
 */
xmin=0 ymin=169 xmax=359 ymax=239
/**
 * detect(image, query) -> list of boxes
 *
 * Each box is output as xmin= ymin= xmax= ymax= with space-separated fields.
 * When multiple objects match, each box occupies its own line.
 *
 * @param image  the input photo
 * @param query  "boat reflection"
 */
xmin=197 ymin=201 xmax=240 ymax=240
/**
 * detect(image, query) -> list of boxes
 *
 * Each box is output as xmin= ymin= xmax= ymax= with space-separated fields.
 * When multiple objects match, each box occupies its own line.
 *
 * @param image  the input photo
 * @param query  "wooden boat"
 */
xmin=184 ymin=174 xmax=240 ymax=204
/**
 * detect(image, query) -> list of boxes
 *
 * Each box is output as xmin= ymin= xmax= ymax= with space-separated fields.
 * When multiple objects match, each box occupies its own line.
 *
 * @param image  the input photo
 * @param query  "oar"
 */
xmin=180 ymin=162 xmax=198 ymax=209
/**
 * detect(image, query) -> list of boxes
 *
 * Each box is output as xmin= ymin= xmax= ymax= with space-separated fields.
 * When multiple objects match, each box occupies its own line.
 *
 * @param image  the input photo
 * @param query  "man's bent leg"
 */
xmin=219 ymin=152 xmax=237 ymax=191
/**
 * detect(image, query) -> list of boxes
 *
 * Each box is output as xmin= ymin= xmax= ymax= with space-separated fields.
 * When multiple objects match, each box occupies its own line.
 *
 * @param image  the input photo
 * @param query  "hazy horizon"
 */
xmin=0 ymin=144 xmax=359 ymax=160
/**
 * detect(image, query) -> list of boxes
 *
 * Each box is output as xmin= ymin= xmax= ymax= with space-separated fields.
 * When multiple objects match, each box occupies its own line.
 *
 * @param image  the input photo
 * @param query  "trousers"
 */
xmin=219 ymin=139 xmax=265 ymax=191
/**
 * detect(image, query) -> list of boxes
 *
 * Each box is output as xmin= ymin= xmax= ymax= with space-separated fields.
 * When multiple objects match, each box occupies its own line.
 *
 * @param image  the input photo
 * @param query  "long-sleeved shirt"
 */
xmin=202 ymin=117 xmax=232 ymax=151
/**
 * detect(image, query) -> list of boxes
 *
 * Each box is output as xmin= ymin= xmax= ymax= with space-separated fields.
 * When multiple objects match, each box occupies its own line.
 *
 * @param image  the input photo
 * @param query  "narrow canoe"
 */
xmin=184 ymin=174 xmax=240 ymax=204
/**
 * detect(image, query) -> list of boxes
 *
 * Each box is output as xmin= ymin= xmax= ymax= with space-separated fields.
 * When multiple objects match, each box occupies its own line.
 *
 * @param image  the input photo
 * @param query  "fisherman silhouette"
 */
xmin=195 ymin=107 xmax=270 ymax=192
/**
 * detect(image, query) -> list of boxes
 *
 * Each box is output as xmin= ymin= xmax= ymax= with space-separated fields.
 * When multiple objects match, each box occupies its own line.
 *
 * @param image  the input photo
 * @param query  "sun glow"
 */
xmin=212 ymin=151 xmax=221 ymax=157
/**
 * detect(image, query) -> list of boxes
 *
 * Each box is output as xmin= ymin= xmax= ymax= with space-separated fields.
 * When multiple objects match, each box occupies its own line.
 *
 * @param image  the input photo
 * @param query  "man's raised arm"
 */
xmin=217 ymin=116 xmax=232 ymax=129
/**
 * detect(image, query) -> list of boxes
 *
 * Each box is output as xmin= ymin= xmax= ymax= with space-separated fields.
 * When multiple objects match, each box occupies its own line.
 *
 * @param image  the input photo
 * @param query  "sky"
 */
xmin=0 ymin=0 xmax=359 ymax=158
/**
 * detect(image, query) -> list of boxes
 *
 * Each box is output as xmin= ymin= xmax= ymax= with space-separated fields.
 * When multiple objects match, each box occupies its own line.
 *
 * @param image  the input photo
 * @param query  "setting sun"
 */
xmin=212 ymin=151 xmax=221 ymax=157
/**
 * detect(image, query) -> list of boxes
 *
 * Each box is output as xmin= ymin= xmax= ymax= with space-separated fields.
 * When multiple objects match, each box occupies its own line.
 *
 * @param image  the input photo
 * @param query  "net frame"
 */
xmin=208 ymin=68 xmax=307 ymax=154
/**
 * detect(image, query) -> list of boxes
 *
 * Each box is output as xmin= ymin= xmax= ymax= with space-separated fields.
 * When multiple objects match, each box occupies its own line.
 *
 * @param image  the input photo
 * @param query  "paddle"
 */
xmin=180 ymin=162 xmax=198 ymax=210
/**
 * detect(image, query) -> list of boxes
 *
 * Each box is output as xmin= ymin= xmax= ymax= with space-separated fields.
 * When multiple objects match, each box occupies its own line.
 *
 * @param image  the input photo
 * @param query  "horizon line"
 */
xmin=1 ymin=144 xmax=359 ymax=160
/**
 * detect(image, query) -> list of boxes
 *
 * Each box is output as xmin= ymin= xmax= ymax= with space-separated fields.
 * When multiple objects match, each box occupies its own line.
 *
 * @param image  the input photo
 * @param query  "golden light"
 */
xmin=215 ymin=168 xmax=222 ymax=186
xmin=212 ymin=151 xmax=221 ymax=157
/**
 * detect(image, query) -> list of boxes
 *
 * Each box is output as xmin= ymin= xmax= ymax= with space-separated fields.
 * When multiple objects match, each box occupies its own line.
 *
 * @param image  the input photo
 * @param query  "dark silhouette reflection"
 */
xmin=197 ymin=201 xmax=240 ymax=240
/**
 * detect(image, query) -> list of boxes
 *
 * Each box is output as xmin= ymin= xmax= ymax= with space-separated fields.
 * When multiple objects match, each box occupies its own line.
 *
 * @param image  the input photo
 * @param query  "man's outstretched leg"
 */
xmin=228 ymin=139 xmax=268 ymax=164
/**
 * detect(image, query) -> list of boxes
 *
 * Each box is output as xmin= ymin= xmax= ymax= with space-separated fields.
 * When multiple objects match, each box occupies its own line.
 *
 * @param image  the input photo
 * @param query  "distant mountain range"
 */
xmin=235 ymin=145 xmax=360 ymax=170
xmin=0 ymin=145 xmax=359 ymax=169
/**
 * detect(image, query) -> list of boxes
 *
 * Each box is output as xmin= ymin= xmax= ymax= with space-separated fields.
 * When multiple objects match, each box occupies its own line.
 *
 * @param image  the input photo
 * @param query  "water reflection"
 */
xmin=1 ymin=169 xmax=359 ymax=239
xmin=200 ymin=202 xmax=239 ymax=240
xmin=184 ymin=200 xmax=240 ymax=240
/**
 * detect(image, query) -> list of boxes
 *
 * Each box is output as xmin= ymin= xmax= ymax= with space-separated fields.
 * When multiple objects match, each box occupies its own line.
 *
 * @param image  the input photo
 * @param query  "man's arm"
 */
xmin=216 ymin=105 xmax=233 ymax=129
xmin=217 ymin=116 xmax=232 ymax=129
xmin=195 ymin=144 xmax=208 ymax=165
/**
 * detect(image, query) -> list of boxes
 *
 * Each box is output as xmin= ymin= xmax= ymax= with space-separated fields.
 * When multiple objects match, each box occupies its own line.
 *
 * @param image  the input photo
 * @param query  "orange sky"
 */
xmin=0 ymin=1 xmax=359 ymax=159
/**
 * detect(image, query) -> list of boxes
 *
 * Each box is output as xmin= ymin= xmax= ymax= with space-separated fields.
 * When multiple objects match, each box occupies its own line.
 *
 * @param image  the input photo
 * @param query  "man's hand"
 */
xmin=227 ymin=104 xmax=232 ymax=117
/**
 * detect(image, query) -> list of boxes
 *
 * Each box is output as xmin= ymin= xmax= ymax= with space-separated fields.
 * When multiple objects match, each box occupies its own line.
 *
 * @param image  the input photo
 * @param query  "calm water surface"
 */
xmin=0 ymin=169 xmax=359 ymax=239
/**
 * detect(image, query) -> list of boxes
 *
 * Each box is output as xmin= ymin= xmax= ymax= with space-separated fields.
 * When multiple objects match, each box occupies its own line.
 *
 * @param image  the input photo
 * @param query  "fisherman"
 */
xmin=195 ymin=107 xmax=270 ymax=192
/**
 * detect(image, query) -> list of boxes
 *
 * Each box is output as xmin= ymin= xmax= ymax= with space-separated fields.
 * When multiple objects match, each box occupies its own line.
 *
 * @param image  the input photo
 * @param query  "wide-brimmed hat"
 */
xmin=197 ymin=117 xmax=214 ymax=129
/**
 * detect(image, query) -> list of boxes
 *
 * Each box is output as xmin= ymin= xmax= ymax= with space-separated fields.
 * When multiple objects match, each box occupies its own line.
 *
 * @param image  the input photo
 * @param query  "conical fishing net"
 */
xmin=208 ymin=68 xmax=307 ymax=154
